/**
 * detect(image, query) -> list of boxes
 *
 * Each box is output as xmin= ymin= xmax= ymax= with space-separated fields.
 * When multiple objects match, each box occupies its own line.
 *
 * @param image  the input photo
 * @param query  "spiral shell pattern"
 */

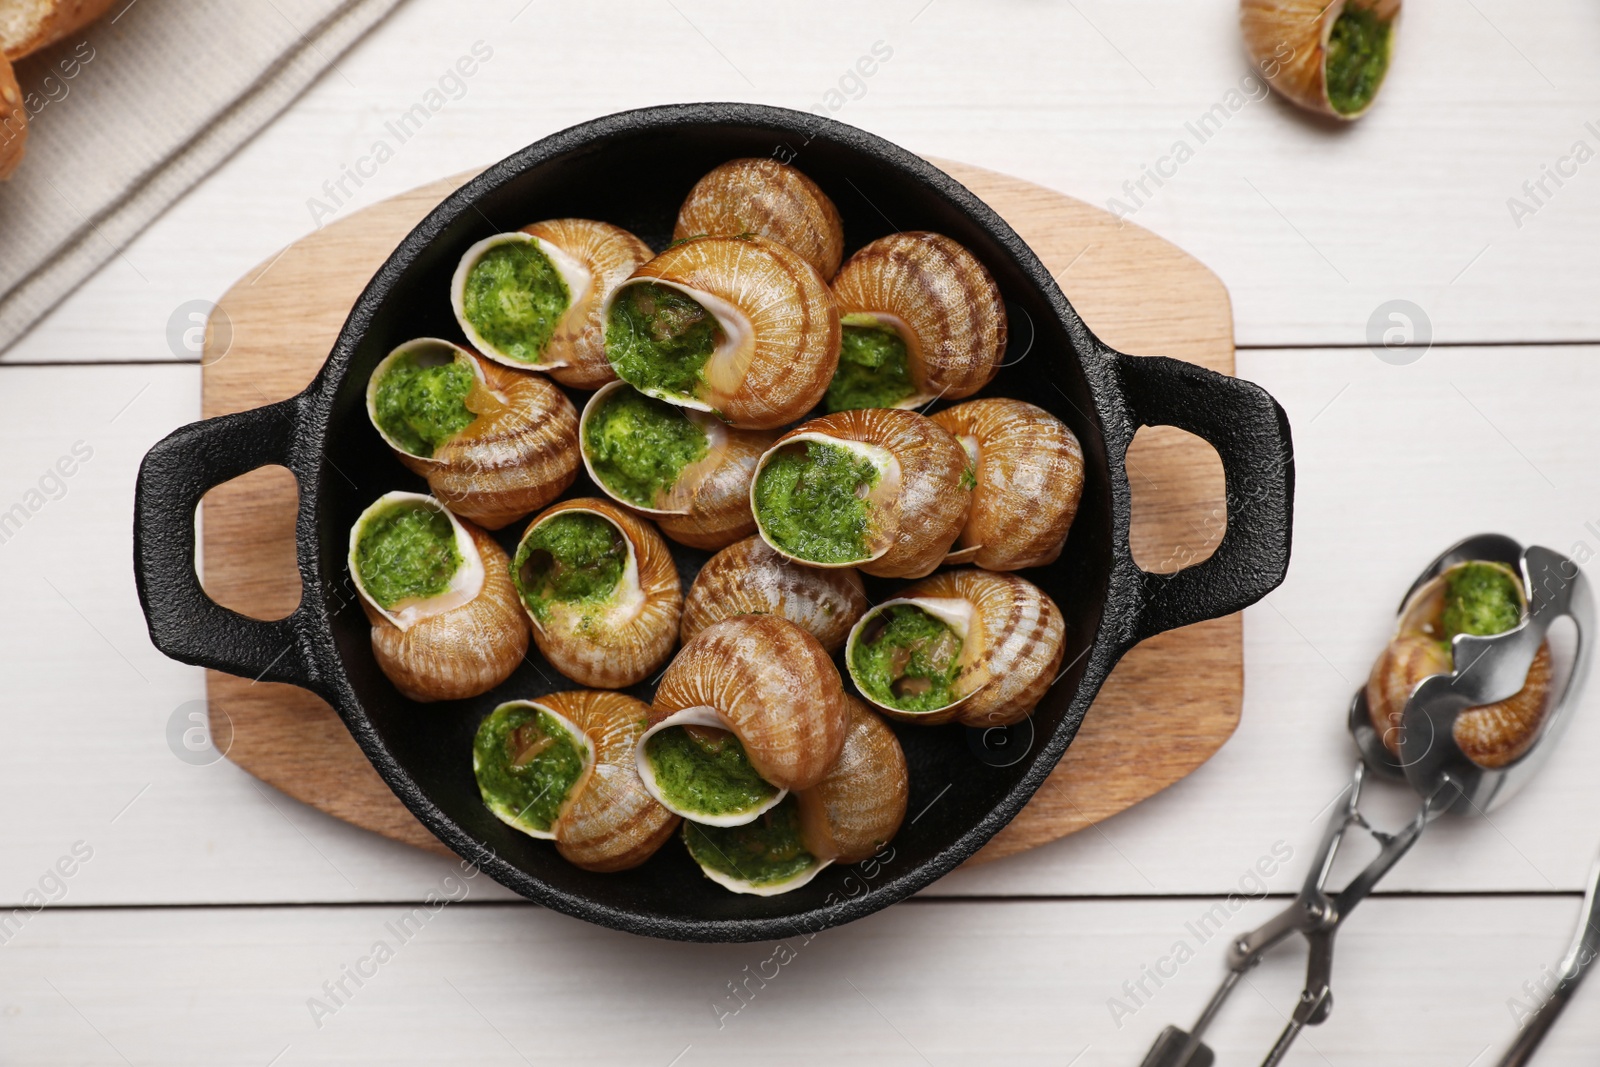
xmin=674 ymin=158 xmax=845 ymax=278
xmin=365 ymin=522 xmax=529 ymax=702
xmin=680 ymin=536 xmax=869 ymax=653
xmin=651 ymin=614 xmax=848 ymax=792
xmin=1241 ymin=0 xmax=1400 ymax=120
xmin=796 ymin=697 xmax=908 ymax=864
xmin=611 ymin=235 xmax=840 ymax=429
xmin=538 ymin=690 xmax=680 ymax=872
xmin=521 ymin=218 xmax=653 ymax=388
xmin=514 ymin=498 xmax=682 ymax=689
xmin=931 ymin=398 xmax=1084 ymax=571
xmin=831 ymin=231 xmax=1007 ymax=404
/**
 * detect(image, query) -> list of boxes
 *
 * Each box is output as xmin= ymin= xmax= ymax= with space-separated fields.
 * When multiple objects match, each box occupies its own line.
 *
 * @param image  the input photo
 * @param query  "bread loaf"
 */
xmin=0 ymin=0 xmax=118 ymax=61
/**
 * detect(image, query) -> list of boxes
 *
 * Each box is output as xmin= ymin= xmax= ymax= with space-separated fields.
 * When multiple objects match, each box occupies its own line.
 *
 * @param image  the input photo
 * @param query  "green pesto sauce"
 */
xmin=355 ymin=503 xmax=461 ymax=609
xmin=851 ymin=604 xmax=964 ymax=712
xmin=825 ymin=323 xmax=915 ymax=413
xmin=472 ymin=704 xmax=588 ymax=834
xmin=960 ymin=465 xmax=978 ymax=491
xmin=373 ymin=351 xmax=476 ymax=458
xmin=512 ymin=513 xmax=626 ymax=623
xmin=584 ymin=386 xmax=709 ymax=508
xmin=605 ymin=283 xmax=723 ymax=400
xmin=1441 ymin=562 xmax=1523 ymax=642
xmin=644 ymin=726 xmax=778 ymax=817
xmin=752 ymin=441 xmax=879 ymax=564
xmin=682 ymin=794 xmax=817 ymax=887
xmin=462 ymin=240 xmax=571 ymax=363
xmin=1325 ymin=7 xmax=1391 ymax=116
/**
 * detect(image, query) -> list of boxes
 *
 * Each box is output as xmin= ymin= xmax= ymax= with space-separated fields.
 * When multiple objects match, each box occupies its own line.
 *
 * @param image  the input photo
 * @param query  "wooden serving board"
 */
xmin=199 ymin=160 xmax=1239 ymax=865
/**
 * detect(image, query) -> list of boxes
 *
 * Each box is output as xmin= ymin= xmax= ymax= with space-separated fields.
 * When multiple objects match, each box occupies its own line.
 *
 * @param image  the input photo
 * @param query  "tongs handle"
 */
xmin=1494 ymin=851 xmax=1600 ymax=1066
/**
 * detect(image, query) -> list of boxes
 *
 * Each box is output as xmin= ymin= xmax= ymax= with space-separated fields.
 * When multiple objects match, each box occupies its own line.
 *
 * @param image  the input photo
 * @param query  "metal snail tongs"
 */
xmin=1139 ymin=534 xmax=1593 ymax=1067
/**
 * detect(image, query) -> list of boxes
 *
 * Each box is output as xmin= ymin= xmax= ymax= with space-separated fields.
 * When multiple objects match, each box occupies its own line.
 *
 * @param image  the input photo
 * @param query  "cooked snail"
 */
xmin=348 ymin=491 xmax=528 ymax=702
xmin=510 ymin=498 xmax=682 ymax=689
xmin=1366 ymin=559 xmax=1552 ymax=769
xmin=674 ymin=157 xmax=845 ymax=278
xmin=451 ymin=218 xmax=652 ymax=386
xmin=680 ymin=535 xmax=868 ymax=653
xmin=931 ymin=398 xmax=1084 ymax=570
xmin=602 ymin=235 xmax=840 ymax=430
xmin=579 ymin=381 xmax=774 ymax=550
xmin=473 ymin=691 xmax=678 ymax=872
xmin=367 ymin=338 xmax=579 ymax=530
xmin=847 ymin=568 xmax=1065 ymax=727
xmin=637 ymin=614 xmax=848 ymax=825
xmin=826 ymin=231 xmax=1006 ymax=412
xmin=750 ymin=408 xmax=970 ymax=579
xmin=1242 ymin=0 xmax=1399 ymax=120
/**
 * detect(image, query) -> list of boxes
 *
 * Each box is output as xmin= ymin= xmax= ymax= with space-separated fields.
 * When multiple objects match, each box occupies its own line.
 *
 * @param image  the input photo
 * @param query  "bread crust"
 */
xmin=3 ymin=0 xmax=119 ymax=61
xmin=0 ymin=52 xmax=26 ymax=180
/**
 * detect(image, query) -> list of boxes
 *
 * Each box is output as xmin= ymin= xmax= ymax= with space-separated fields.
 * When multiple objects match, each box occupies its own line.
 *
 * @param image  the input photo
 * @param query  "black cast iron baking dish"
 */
xmin=133 ymin=103 xmax=1294 ymax=942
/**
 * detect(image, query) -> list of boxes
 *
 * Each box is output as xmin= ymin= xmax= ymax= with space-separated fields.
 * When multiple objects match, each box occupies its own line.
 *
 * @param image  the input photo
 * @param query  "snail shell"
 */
xmin=1365 ymin=561 xmax=1552 ymax=769
xmin=680 ymin=535 xmax=869 ymax=654
xmin=368 ymin=339 xmax=580 ymax=530
xmin=931 ymin=398 xmax=1084 ymax=570
xmin=452 ymin=219 xmax=652 ymax=384
xmin=674 ymin=157 xmax=845 ymax=278
xmin=681 ymin=794 xmax=829 ymax=896
xmin=796 ymin=697 xmax=909 ymax=864
xmin=828 ymin=232 xmax=1006 ymax=410
xmin=1241 ymin=0 xmax=1400 ymax=120
xmin=751 ymin=408 xmax=970 ymax=579
xmin=847 ymin=568 xmax=1065 ymax=727
xmin=649 ymin=614 xmax=849 ymax=793
xmin=510 ymin=498 xmax=682 ymax=689
xmin=578 ymin=381 xmax=774 ymax=551
xmin=0 ymin=54 xmax=26 ymax=181
xmin=473 ymin=691 xmax=678 ymax=872
xmin=350 ymin=492 xmax=529 ymax=702
xmin=603 ymin=235 xmax=840 ymax=430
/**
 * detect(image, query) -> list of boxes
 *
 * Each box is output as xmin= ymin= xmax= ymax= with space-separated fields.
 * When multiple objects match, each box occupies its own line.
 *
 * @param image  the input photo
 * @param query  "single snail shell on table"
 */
xmin=451 ymin=218 xmax=652 ymax=386
xmin=602 ymin=235 xmax=840 ymax=430
xmin=349 ymin=492 xmax=529 ymax=702
xmin=473 ymin=691 xmax=678 ymax=872
xmin=510 ymin=498 xmax=682 ymax=689
xmin=750 ymin=407 xmax=970 ymax=579
xmin=931 ymin=398 xmax=1084 ymax=570
xmin=680 ymin=535 xmax=869 ymax=654
xmin=638 ymin=615 xmax=849 ymax=827
xmin=1241 ymin=0 xmax=1400 ymax=120
xmin=847 ymin=568 xmax=1066 ymax=727
xmin=826 ymin=232 xmax=1007 ymax=412
xmin=579 ymin=381 xmax=775 ymax=551
xmin=674 ymin=157 xmax=845 ymax=278
xmin=367 ymin=339 xmax=580 ymax=530
xmin=796 ymin=696 xmax=909 ymax=864
xmin=1365 ymin=559 xmax=1552 ymax=769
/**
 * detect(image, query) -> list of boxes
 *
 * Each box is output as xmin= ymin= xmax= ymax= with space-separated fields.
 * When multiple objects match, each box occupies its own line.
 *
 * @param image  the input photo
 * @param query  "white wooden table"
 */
xmin=4 ymin=2 xmax=1599 ymax=1063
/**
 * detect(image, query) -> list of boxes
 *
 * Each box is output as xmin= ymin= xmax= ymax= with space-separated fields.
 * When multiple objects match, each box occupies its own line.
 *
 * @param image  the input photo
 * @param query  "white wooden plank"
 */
xmin=4 ymin=0 xmax=1600 ymax=366
xmin=3 ymin=896 xmax=1597 ymax=1065
xmin=5 ymin=349 xmax=1600 ymax=905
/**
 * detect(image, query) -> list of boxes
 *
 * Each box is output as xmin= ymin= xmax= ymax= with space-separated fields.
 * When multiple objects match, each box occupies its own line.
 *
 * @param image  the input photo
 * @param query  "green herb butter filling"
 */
xmin=473 ymin=704 xmax=589 ymax=835
xmin=683 ymin=795 xmax=817 ymax=888
xmin=461 ymin=240 xmax=572 ymax=363
xmin=644 ymin=725 xmax=779 ymax=818
xmin=355 ymin=503 xmax=463 ymax=609
xmin=752 ymin=440 xmax=880 ymax=565
xmin=584 ymin=386 xmax=710 ymax=509
xmin=826 ymin=322 xmax=916 ymax=412
xmin=1441 ymin=562 xmax=1523 ymax=643
xmin=373 ymin=350 xmax=477 ymax=458
xmin=512 ymin=513 xmax=627 ymax=623
xmin=1325 ymin=7 xmax=1392 ymax=116
xmin=851 ymin=604 xmax=965 ymax=713
xmin=605 ymin=282 xmax=723 ymax=401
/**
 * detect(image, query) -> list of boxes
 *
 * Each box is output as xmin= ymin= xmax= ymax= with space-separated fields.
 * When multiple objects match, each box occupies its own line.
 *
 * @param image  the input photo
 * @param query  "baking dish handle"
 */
xmin=133 ymin=398 xmax=323 ymax=691
xmin=1112 ymin=352 xmax=1295 ymax=645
